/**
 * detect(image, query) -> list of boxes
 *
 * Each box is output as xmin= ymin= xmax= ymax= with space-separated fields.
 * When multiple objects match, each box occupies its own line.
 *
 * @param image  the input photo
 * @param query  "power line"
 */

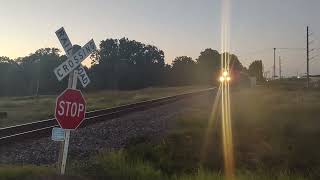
xmin=310 ymin=54 xmax=320 ymax=60
xmin=272 ymin=47 xmax=305 ymax=79
xmin=308 ymin=30 xmax=320 ymax=66
xmin=276 ymin=48 xmax=305 ymax=50
xmin=240 ymin=48 xmax=272 ymax=56
xmin=310 ymin=59 xmax=319 ymax=63
xmin=306 ymin=26 xmax=320 ymax=84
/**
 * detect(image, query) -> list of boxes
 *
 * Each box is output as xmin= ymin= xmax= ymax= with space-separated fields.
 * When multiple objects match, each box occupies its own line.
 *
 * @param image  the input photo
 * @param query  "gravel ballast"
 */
xmin=0 ymin=93 xmax=214 ymax=165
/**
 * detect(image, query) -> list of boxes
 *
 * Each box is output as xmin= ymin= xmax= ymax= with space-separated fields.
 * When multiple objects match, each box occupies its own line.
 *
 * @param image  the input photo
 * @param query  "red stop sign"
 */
xmin=55 ymin=89 xmax=86 ymax=129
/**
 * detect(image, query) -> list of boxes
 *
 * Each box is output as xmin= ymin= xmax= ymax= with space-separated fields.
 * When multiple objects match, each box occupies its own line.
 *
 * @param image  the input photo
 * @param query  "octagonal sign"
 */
xmin=55 ymin=88 xmax=86 ymax=129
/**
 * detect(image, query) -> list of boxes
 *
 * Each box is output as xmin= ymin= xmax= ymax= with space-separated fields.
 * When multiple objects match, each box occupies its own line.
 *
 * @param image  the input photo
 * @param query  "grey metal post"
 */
xmin=58 ymin=46 xmax=79 ymax=175
xmin=273 ymin=48 xmax=276 ymax=79
xmin=279 ymin=56 xmax=281 ymax=79
xmin=307 ymin=26 xmax=309 ymax=88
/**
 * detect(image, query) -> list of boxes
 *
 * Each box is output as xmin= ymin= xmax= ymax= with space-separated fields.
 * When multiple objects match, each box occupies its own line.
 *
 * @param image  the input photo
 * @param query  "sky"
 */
xmin=0 ymin=0 xmax=319 ymax=77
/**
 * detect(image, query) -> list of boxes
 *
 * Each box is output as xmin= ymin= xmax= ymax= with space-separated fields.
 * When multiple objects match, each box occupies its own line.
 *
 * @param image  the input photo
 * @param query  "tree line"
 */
xmin=0 ymin=37 xmax=263 ymax=96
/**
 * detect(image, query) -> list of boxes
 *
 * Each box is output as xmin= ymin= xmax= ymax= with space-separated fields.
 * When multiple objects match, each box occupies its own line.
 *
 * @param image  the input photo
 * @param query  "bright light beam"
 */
xmin=201 ymin=0 xmax=235 ymax=178
xmin=220 ymin=0 xmax=235 ymax=179
xmin=200 ymin=85 xmax=222 ymax=161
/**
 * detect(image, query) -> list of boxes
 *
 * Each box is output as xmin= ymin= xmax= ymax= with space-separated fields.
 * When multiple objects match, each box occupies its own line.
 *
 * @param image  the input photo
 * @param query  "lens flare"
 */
xmin=220 ymin=76 xmax=225 ymax=82
xmin=201 ymin=0 xmax=234 ymax=179
xmin=223 ymin=71 xmax=228 ymax=77
xmin=220 ymin=0 xmax=235 ymax=179
xmin=200 ymin=85 xmax=222 ymax=161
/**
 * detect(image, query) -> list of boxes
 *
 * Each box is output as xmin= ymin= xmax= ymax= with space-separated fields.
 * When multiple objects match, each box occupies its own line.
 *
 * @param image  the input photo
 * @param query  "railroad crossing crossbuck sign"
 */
xmin=52 ymin=27 xmax=96 ymax=175
xmin=54 ymin=27 xmax=97 ymax=87
xmin=55 ymin=88 xmax=86 ymax=129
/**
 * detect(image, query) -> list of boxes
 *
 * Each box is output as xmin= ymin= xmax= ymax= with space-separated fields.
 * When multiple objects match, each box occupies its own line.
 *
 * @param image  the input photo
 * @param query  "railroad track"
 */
xmin=0 ymin=88 xmax=215 ymax=145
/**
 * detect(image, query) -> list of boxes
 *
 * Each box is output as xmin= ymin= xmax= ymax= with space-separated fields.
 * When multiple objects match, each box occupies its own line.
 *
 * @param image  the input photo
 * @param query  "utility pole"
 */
xmin=273 ymin=48 xmax=276 ymax=79
xmin=279 ymin=56 xmax=281 ymax=79
xmin=307 ymin=26 xmax=310 ymax=88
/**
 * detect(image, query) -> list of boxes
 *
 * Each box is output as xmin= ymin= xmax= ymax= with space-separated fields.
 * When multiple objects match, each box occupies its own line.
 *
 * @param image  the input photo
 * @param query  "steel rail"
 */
xmin=0 ymin=88 xmax=215 ymax=145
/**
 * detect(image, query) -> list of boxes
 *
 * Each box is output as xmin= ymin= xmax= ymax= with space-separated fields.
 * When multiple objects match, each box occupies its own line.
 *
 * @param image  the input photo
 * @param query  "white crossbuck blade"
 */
xmin=54 ymin=27 xmax=95 ymax=87
xmin=77 ymin=66 xmax=90 ymax=87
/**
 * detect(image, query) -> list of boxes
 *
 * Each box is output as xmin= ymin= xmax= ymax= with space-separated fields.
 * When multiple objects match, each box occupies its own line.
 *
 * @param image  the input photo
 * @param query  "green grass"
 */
xmin=1 ymin=85 xmax=318 ymax=179
xmin=231 ymin=86 xmax=320 ymax=172
xmin=176 ymin=169 xmax=308 ymax=180
xmin=70 ymin=150 xmax=165 ymax=180
xmin=0 ymin=86 xmax=207 ymax=128
xmin=73 ymin=148 xmax=310 ymax=180
xmin=121 ymin=85 xmax=320 ymax=178
xmin=0 ymin=165 xmax=55 ymax=180
xmin=0 ymin=151 xmax=308 ymax=180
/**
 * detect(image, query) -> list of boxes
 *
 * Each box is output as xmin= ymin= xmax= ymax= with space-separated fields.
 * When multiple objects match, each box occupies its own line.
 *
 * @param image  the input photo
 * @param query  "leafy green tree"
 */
xmin=248 ymin=60 xmax=264 ymax=81
xmin=196 ymin=49 xmax=221 ymax=85
xmin=171 ymin=56 xmax=196 ymax=85
xmin=228 ymin=53 xmax=244 ymax=72
xmin=90 ymin=37 xmax=165 ymax=90
xmin=195 ymin=49 xmax=244 ymax=85
xmin=17 ymin=48 xmax=67 ymax=95
xmin=0 ymin=56 xmax=26 ymax=96
xmin=0 ymin=48 xmax=69 ymax=96
xmin=0 ymin=37 xmax=250 ymax=97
